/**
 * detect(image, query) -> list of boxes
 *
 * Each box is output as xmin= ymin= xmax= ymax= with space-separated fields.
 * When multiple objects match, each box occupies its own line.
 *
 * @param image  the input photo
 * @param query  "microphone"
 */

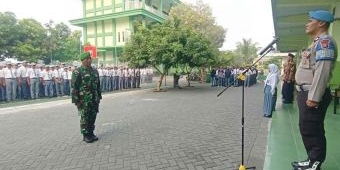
xmin=258 ymin=37 xmax=279 ymax=55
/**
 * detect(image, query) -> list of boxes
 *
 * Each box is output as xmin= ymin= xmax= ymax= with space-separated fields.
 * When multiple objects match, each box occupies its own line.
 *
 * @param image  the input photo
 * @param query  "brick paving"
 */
xmin=0 ymin=82 xmax=269 ymax=170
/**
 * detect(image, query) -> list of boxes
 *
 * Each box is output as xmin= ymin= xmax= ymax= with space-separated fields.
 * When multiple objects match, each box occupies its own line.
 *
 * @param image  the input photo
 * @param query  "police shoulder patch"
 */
xmin=315 ymin=36 xmax=335 ymax=62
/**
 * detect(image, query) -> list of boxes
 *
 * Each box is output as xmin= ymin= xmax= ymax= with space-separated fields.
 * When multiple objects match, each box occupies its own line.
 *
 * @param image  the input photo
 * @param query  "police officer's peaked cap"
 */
xmin=309 ymin=10 xmax=334 ymax=23
xmin=80 ymin=52 xmax=91 ymax=61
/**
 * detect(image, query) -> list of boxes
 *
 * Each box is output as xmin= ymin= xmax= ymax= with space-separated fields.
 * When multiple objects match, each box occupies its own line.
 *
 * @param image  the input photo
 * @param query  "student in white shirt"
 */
xmin=3 ymin=62 xmax=17 ymax=101
xmin=26 ymin=63 xmax=40 ymax=99
xmin=0 ymin=64 xmax=5 ymax=101
xmin=41 ymin=66 xmax=54 ymax=98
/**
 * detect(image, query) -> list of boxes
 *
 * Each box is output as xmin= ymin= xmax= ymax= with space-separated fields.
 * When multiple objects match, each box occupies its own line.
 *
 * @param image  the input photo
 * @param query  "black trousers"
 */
xmin=282 ymin=81 xmax=294 ymax=103
xmin=297 ymin=88 xmax=331 ymax=163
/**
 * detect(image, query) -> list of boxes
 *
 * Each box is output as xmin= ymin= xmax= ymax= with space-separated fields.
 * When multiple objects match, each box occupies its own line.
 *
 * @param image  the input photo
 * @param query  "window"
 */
xmin=118 ymin=32 xmax=121 ymax=42
xmin=122 ymin=31 xmax=125 ymax=42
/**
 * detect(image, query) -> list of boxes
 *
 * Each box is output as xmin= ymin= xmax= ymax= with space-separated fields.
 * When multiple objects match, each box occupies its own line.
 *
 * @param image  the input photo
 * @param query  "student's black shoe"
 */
xmin=263 ymin=114 xmax=272 ymax=118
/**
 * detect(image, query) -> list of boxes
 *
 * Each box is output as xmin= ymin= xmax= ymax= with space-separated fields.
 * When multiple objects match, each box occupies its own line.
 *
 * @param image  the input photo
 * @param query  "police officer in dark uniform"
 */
xmin=292 ymin=10 xmax=338 ymax=170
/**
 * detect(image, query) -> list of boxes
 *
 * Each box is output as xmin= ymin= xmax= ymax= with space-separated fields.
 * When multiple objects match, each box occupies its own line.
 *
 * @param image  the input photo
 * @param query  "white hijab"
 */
xmin=265 ymin=64 xmax=279 ymax=86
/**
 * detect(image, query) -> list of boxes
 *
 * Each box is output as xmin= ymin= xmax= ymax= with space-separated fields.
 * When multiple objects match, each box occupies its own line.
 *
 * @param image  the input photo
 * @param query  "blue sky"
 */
xmin=0 ymin=0 xmax=275 ymax=50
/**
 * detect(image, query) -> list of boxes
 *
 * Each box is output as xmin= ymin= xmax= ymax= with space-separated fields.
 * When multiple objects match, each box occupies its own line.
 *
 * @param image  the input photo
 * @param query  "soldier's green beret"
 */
xmin=80 ymin=52 xmax=91 ymax=61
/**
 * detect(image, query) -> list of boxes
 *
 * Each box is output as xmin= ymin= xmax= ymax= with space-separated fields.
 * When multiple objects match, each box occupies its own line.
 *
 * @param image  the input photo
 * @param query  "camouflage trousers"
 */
xmin=78 ymin=107 xmax=98 ymax=135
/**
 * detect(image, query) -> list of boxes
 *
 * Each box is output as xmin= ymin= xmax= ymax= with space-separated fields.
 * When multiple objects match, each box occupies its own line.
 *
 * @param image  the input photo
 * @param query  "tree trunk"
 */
xmin=200 ymin=67 xmax=206 ymax=83
xmin=186 ymin=73 xmax=191 ymax=87
xmin=156 ymin=74 xmax=164 ymax=91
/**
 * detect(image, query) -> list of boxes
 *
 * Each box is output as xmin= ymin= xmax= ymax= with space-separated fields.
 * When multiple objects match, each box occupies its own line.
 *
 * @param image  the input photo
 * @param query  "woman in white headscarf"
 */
xmin=263 ymin=63 xmax=279 ymax=118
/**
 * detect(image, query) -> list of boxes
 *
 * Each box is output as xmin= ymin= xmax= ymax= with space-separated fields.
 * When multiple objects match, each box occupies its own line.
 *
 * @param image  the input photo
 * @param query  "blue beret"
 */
xmin=309 ymin=10 xmax=334 ymax=23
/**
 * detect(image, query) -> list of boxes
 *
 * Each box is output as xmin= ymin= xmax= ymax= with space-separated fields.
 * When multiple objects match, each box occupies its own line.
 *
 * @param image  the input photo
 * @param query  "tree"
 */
xmin=215 ymin=50 xmax=236 ymax=67
xmin=123 ymin=21 xmax=182 ymax=91
xmin=16 ymin=18 xmax=47 ymax=61
xmin=0 ymin=12 xmax=81 ymax=63
xmin=45 ymin=22 xmax=76 ymax=63
xmin=0 ymin=12 xmax=19 ymax=60
xmin=234 ymin=38 xmax=258 ymax=66
xmin=169 ymin=0 xmax=226 ymax=48
xmin=177 ymin=27 xmax=214 ymax=86
xmin=169 ymin=1 xmax=226 ymax=83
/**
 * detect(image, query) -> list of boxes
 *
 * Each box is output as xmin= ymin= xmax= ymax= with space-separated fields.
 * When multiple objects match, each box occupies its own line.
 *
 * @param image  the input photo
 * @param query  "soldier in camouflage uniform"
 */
xmin=71 ymin=52 xmax=102 ymax=143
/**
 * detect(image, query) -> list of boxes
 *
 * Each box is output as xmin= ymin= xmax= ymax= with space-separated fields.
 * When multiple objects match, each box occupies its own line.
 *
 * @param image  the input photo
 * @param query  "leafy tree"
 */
xmin=46 ymin=22 xmax=75 ymax=63
xmin=177 ymin=26 xmax=214 ymax=86
xmin=169 ymin=0 xmax=226 ymax=48
xmin=215 ymin=50 xmax=235 ymax=67
xmin=16 ymin=18 xmax=47 ymax=61
xmin=123 ymin=21 xmax=182 ymax=91
xmin=234 ymin=38 xmax=258 ymax=66
xmin=62 ymin=30 xmax=82 ymax=61
xmin=0 ymin=12 xmax=81 ymax=63
xmin=0 ymin=12 xmax=19 ymax=60
xmin=169 ymin=1 xmax=226 ymax=83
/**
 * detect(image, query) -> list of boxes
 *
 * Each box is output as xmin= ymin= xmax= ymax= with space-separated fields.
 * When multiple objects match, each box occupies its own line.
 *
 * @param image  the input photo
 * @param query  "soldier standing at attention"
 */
xmin=71 ymin=52 xmax=102 ymax=143
xmin=292 ymin=10 xmax=337 ymax=170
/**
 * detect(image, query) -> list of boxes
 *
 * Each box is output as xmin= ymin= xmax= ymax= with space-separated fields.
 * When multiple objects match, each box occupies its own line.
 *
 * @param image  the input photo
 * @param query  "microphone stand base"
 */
xmin=238 ymin=165 xmax=256 ymax=170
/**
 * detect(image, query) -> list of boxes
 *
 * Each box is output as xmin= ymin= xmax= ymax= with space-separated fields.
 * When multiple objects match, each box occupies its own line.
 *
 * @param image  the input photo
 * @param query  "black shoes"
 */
xmin=91 ymin=133 xmax=99 ymax=141
xmin=264 ymin=114 xmax=272 ymax=118
xmin=292 ymin=159 xmax=321 ymax=170
xmin=83 ymin=135 xmax=95 ymax=143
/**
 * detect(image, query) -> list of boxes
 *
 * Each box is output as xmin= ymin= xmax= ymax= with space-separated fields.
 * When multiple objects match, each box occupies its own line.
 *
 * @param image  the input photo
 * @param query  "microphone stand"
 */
xmin=217 ymin=38 xmax=278 ymax=170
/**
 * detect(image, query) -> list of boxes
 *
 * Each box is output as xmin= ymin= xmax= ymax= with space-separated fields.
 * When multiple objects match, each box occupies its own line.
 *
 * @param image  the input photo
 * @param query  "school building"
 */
xmin=70 ymin=0 xmax=181 ymax=66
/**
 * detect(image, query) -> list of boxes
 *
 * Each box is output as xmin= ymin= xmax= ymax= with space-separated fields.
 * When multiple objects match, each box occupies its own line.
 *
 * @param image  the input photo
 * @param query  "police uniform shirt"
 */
xmin=295 ymin=33 xmax=337 ymax=102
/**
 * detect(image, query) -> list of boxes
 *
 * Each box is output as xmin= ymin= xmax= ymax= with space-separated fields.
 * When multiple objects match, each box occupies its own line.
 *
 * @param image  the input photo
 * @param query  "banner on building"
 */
xmin=83 ymin=45 xmax=97 ymax=59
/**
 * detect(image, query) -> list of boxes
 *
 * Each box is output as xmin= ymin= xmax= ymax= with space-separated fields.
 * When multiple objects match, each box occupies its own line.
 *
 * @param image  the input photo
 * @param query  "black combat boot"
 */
xmin=83 ymin=134 xmax=94 ymax=143
xmin=89 ymin=125 xmax=98 ymax=141
xmin=90 ymin=132 xmax=98 ymax=141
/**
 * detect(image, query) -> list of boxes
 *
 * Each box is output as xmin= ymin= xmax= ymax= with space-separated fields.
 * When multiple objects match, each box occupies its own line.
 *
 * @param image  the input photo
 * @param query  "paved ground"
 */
xmin=0 ymin=81 xmax=269 ymax=170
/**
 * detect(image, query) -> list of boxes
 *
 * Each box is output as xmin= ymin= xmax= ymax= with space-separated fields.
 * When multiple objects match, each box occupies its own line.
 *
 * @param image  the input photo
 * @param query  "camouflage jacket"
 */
xmin=71 ymin=66 xmax=102 ymax=108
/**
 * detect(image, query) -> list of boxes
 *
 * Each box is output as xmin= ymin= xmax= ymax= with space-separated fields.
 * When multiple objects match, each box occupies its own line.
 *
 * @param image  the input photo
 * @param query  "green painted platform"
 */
xmin=264 ymin=100 xmax=340 ymax=170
